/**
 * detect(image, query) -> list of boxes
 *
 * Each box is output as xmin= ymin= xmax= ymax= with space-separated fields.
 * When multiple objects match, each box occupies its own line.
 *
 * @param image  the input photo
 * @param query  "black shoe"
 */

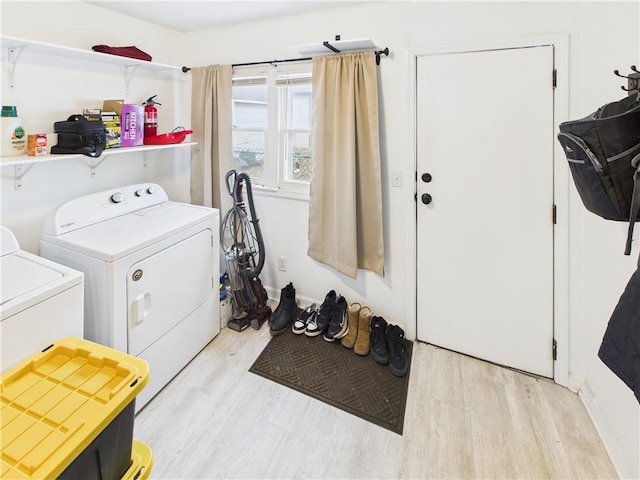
xmin=370 ymin=316 xmax=389 ymax=364
xmin=305 ymin=290 xmax=336 ymax=337
xmin=270 ymin=283 xmax=297 ymax=335
xmin=386 ymin=325 xmax=408 ymax=377
xmin=324 ymin=295 xmax=348 ymax=342
xmin=269 ymin=283 xmax=292 ymax=325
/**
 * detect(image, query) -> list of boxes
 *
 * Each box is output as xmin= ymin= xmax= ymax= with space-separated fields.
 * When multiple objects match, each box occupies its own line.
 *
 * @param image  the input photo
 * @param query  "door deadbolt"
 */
xmin=421 ymin=173 xmax=432 ymax=183
xmin=132 ymin=269 xmax=143 ymax=281
xmin=421 ymin=193 xmax=433 ymax=205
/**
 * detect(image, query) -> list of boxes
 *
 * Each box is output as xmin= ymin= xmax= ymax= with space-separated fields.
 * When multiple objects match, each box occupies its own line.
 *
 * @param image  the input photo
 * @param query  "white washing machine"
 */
xmin=1 ymin=226 xmax=84 ymax=372
xmin=40 ymin=183 xmax=220 ymax=411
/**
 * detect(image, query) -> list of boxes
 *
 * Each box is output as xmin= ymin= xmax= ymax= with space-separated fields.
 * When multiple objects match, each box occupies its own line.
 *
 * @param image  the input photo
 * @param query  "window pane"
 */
xmin=233 ymin=131 xmax=265 ymax=178
xmin=233 ymin=80 xmax=267 ymax=178
xmin=289 ymin=86 xmax=312 ymax=130
xmin=288 ymin=132 xmax=311 ymax=182
xmin=282 ymin=81 xmax=312 ymax=184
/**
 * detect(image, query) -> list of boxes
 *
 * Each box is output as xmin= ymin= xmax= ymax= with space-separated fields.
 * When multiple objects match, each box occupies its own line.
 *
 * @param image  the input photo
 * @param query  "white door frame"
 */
xmin=407 ymin=34 xmax=570 ymax=386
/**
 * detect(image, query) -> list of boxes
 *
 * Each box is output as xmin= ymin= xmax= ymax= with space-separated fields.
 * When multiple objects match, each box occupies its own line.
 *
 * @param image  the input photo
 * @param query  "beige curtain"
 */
xmin=190 ymin=64 xmax=233 ymax=212
xmin=308 ymin=52 xmax=385 ymax=279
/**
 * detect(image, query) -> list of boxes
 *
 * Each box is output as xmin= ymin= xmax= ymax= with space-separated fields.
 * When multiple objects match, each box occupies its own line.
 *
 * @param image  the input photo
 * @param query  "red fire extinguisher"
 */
xmin=143 ymin=95 xmax=161 ymax=143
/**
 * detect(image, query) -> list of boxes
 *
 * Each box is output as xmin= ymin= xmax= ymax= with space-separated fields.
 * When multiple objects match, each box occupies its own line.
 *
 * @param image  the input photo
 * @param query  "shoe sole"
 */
xmin=304 ymin=328 xmax=324 ymax=337
xmin=270 ymin=325 xmax=290 ymax=336
xmin=371 ymin=351 xmax=389 ymax=365
xmin=324 ymin=324 xmax=349 ymax=341
xmin=292 ymin=326 xmax=306 ymax=334
xmin=390 ymin=363 xmax=408 ymax=377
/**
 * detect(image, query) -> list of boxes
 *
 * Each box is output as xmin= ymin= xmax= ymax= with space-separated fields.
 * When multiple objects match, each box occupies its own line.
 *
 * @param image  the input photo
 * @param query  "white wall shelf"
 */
xmin=2 ymin=142 xmax=196 ymax=190
xmin=2 ymin=35 xmax=181 ymax=91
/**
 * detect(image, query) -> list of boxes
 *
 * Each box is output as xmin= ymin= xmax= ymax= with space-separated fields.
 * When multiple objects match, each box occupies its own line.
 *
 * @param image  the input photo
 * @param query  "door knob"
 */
xmin=421 ymin=173 xmax=432 ymax=183
xmin=421 ymin=193 xmax=432 ymax=205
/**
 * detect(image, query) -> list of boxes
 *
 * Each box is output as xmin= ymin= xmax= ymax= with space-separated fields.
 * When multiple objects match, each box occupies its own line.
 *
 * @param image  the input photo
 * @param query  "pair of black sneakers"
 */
xmin=370 ymin=317 xmax=409 ymax=377
xmin=304 ymin=290 xmax=349 ymax=342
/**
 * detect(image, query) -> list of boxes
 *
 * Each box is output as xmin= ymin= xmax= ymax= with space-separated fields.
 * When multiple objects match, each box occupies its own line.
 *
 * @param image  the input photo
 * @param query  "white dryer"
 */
xmin=1 ymin=226 xmax=83 ymax=372
xmin=40 ymin=183 xmax=220 ymax=411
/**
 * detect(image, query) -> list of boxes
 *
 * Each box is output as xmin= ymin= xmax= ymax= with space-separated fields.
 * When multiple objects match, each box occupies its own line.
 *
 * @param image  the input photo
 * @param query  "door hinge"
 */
xmin=552 ymin=69 xmax=557 ymax=89
xmin=552 ymin=339 xmax=557 ymax=361
xmin=552 ymin=204 xmax=557 ymax=224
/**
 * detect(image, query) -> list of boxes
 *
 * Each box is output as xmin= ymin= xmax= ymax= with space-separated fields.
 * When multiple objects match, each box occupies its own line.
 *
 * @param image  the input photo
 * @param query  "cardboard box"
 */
xmin=121 ymin=104 xmax=144 ymax=147
xmin=27 ymin=134 xmax=48 ymax=156
xmin=103 ymin=99 xmax=124 ymax=116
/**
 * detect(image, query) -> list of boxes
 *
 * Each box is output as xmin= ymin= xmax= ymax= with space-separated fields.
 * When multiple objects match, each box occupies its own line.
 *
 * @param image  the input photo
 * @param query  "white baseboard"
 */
xmin=578 ymin=380 xmax=634 ymax=479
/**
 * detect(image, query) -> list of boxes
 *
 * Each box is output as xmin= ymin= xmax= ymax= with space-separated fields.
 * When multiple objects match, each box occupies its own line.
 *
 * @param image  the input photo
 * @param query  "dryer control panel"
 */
xmin=42 ymin=184 xmax=170 ymax=236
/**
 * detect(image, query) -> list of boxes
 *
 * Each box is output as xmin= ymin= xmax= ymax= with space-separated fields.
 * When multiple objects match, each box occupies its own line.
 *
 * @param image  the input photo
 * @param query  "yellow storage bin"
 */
xmin=122 ymin=440 xmax=153 ymax=480
xmin=0 ymin=337 xmax=149 ymax=479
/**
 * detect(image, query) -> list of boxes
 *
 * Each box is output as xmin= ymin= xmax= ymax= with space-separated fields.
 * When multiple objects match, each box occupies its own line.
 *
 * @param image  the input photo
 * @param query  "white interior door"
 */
xmin=416 ymin=45 xmax=555 ymax=377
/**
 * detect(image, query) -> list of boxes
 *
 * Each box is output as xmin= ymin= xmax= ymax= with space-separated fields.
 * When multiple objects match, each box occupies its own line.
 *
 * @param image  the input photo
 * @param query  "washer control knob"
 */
xmin=135 ymin=189 xmax=145 ymax=197
xmin=146 ymin=186 xmax=155 ymax=195
xmin=110 ymin=192 xmax=124 ymax=203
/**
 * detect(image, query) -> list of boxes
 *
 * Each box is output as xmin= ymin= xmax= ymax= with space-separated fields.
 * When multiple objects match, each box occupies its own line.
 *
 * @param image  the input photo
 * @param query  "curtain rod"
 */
xmin=181 ymin=47 xmax=389 ymax=73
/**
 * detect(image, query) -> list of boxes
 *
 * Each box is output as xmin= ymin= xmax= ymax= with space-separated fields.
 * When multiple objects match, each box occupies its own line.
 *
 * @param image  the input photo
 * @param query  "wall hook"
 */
xmin=614 ymin=66 xmax=640 ymax=95
xmin=614 ymin=69 xmax=631 ymax=79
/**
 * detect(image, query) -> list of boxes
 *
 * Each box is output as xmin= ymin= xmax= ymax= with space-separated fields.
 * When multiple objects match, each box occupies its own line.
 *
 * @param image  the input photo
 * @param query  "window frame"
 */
xmin=232 ymin=62 xmax=312 ymax=197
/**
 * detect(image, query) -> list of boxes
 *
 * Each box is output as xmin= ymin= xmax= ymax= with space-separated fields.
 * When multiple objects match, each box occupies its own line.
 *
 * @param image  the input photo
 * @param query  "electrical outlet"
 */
xmin=278 ymin=256 xmax=287 ymax=272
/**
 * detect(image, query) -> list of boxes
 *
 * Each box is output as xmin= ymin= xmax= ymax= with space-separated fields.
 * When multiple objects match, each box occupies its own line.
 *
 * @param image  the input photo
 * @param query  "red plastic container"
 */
xmin=143 ymin=129 xmax=193 ymax=145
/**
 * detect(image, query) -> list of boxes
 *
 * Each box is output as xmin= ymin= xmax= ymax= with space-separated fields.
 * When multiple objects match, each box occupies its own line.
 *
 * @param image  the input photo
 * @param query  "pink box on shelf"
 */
xmin=121 ymin=104 xmax=144 ymax=146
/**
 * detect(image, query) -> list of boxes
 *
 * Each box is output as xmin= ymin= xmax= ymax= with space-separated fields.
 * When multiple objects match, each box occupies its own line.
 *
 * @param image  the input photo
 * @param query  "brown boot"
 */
xmin=354 ymin=306 xmax=373 ymax=355
xmin=341 ymin=303 xmax=361 ymax=348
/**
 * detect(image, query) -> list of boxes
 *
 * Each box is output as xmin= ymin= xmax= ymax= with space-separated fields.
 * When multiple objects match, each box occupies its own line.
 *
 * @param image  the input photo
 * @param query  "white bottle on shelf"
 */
xmin=1 ymin=106 xmax=27 ymax=156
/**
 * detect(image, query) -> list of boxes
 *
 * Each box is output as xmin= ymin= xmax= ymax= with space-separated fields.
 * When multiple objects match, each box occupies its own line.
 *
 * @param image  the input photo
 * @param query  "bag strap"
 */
xmin=83 ymin=140 xmax=105 ymax=158
xmin=66 ymin=114 xmax=89 ymax=123
xmin=624 ymin=153 xmax=640 ymax=256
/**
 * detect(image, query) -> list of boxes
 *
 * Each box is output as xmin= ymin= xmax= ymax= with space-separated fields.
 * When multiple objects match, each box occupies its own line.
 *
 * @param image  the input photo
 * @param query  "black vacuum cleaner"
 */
xmin=220 ymin=170 xmax=271 ymax=331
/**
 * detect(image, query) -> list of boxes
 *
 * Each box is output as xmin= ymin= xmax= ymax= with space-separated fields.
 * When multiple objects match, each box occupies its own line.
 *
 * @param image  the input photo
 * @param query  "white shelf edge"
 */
xmin=1 ymin=35 xmax=180 ymax=71
xmin=1 ymin=142 xmax=196 ymax=167
xmin=289 ymin=38 xmax=378 ymax=56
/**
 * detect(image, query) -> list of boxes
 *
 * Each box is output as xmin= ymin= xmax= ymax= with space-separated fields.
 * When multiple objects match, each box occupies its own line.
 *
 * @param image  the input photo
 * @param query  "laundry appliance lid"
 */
xmin=1 ymin=230 xmax=83 ymax=320
xmin=41 ymin=201 xmax=219 ymax=262
xmin=1 ymin=255 xmax=64 ymax=306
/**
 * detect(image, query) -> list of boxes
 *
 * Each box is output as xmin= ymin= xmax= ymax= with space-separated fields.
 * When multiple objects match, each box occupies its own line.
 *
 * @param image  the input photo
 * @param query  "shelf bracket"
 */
xmin=123 ymin=65 xmax=140 ymax=95
xmin=7 ymin=45 xmax=26 ymax=88
xmin=14 ymin=162 xmax=35 ymax=190
xmin=90 ymin=156 xmax=108 ymax=177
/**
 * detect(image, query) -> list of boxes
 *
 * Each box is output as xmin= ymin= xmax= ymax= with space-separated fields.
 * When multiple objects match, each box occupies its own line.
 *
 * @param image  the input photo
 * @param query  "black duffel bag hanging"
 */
xmin=558 ymin=94 xmax=640 ymax=254
xmin=51 ymin=114 xmax=107 ymax=158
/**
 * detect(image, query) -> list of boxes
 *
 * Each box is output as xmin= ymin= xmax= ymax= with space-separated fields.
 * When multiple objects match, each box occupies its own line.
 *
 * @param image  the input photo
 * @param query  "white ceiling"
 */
xmin=88 ymin=1 xmax=364 ymax=33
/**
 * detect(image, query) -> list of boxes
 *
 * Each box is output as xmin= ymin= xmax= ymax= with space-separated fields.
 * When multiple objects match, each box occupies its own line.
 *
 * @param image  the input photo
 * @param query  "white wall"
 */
xmin=1 ymin=1 xmax=190 ymax=253
xmin=182 ymin=2 xmax=639 ymax=477
xmin=1 ymin=1 xmax=638 ymax=477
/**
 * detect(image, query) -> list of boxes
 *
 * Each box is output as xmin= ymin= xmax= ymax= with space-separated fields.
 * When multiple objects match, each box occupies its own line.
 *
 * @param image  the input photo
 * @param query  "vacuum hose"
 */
xmin=222 ymin=170 xmax=265 ymax=279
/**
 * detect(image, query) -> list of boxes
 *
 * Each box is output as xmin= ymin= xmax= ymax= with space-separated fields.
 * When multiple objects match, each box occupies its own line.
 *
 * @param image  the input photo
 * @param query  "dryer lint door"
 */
xmin=127 ymin=229 xmax=214 ymax=356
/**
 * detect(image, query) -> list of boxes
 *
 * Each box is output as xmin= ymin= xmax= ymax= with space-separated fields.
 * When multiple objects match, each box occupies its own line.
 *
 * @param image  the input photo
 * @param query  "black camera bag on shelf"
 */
xmin=557 ymin=94 xmax=640 ymax=254
xmin=51 ymin=114 xmax=107 ymax=158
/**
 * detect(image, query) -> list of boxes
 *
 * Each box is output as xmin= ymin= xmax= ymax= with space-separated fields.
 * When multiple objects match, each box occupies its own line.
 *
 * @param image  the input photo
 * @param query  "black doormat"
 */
xmin=249 ymin=329 xmax=412 ymax=435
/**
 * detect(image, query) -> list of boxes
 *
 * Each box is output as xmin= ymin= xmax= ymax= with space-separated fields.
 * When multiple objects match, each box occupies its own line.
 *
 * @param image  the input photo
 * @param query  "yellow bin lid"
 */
xmin=122 ymin=440 xmax=153 ymax=480
xmin=0 ymin=337 xmax=149 ymax=479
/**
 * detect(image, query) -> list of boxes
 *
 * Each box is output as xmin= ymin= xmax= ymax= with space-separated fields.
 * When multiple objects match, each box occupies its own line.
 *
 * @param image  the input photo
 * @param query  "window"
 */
xmin=232 ymin=63 xmax=312 ymax=194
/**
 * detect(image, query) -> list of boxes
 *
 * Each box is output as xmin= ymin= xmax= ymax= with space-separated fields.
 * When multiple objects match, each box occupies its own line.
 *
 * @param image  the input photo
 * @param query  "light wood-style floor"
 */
xmin=134 ymin=327 xmax=618 ymax=479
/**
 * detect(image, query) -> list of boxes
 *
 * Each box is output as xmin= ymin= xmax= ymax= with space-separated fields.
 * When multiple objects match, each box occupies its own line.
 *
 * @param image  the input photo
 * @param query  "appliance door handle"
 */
xmin=132 ymin=293 xmax=151 ymax=325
